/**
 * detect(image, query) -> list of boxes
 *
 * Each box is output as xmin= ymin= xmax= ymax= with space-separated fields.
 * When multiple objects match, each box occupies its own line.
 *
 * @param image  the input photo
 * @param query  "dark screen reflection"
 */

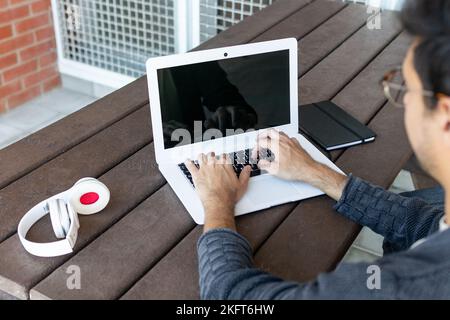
xmin=157 ymin=50 xmax=291 ymax=149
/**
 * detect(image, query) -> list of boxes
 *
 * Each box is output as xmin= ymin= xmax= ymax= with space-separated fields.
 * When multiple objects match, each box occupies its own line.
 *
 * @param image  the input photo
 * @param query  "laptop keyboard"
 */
xmin=178 ymin=148 xmax=273 ymax=188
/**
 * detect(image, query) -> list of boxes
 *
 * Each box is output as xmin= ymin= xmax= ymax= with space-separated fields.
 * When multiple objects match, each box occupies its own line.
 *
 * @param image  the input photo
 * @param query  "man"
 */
xmin=185 ymin=0 xmax=450 ymax=299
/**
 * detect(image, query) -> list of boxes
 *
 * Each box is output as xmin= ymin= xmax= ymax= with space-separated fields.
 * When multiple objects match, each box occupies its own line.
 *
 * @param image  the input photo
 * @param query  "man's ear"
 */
xmin=437 ymin=96 xmax=450 ymax=145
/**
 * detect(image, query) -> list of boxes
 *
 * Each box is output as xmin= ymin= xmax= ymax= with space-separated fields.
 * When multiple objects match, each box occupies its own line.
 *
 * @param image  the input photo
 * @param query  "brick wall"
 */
xmin=0 ymin=0 xmax=60 ymax=113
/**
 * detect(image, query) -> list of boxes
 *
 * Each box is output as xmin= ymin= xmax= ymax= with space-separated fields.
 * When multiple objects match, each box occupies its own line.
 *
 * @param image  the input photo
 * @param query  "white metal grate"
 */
xmin=344 ymin=0 xmax=404 ymax=10
xmin=53 ymin=0 xmax=404 ymax=86
xmin=55 ymin=0 xmax=177 ymax=78
xmin=199 ymin=0 xmax=276 ymax=43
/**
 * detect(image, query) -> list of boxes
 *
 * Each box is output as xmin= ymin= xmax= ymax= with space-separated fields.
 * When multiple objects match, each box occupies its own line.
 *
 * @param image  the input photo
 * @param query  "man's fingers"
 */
xmin=207 ymin=152 xmax=216 ymax=164
xmin=291 ymin=137 xmax=301 ymax=147
xmin=258 ymin=128 xmax=280 ymax=141
xmin=237 ymin=166 xmax=252 ymax=199
xmin=197 ymin=153 xmax=207 ymax=166
xmin=184 ymin=159 xmax=199 ymax=178
xmin=255 ymin=137 xmax=275 ymax=151
xmin=279 ymin=131 xmax=289 ymax=138
xmin=258 ymin=159 xmax=275 ymax=174
xmin=239 ymin=165 xmax=251 ymax=184
xmin=251 ymin=144 xmax=260 ymax=160
xmin=225 ymin=153 xmax=234 ymax=165
xmin=253 ymin=130 xmax=276 ymax=160
xmin=217 ymin=153 xmax=227 ymax=164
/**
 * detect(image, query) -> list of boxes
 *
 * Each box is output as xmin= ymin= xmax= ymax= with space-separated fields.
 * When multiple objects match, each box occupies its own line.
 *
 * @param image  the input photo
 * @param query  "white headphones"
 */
xmin=18 ymin=178 xmax=110 ymax=257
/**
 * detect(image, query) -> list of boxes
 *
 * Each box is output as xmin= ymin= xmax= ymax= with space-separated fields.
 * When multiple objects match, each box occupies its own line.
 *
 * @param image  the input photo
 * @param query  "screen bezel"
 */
xmin=146 ymin=38 xmax=298 ymax=165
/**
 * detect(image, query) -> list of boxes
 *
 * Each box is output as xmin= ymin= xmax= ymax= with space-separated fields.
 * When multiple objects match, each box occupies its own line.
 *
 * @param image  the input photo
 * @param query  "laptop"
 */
xmin=146 ymin=38 xmax=344 ymax=224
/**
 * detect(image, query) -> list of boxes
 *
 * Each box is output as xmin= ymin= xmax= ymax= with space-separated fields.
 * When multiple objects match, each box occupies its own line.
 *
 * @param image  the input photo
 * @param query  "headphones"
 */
xmin=18 ymin=178 xmax=110 ymax=257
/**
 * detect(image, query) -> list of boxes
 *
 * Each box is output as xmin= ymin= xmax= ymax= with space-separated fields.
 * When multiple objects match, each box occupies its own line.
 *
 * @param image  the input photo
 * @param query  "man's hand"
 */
xmin=185 ymin=152 xmax=252 ymax=232
xmin=252 ymin=129 xmax=348 ymax=201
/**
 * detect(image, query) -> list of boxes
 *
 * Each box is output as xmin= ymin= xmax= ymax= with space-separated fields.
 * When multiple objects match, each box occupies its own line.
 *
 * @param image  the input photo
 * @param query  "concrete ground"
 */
xmin=0 ymin=87 xmax=96 ymax=150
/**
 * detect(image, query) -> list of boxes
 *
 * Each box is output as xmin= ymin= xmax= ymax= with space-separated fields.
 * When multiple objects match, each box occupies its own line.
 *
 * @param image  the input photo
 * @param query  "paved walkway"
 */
xmin=0 ymin=88 xmax=96 ymax=150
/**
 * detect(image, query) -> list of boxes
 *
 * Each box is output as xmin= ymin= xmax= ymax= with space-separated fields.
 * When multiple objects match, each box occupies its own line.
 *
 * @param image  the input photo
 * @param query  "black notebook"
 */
xmin=299 ymin=101 xmax=376 ymax=151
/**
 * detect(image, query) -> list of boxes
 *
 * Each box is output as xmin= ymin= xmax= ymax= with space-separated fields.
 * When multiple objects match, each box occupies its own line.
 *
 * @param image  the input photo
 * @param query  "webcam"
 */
xmin=224 ymin=52 xmax=228 ymax=57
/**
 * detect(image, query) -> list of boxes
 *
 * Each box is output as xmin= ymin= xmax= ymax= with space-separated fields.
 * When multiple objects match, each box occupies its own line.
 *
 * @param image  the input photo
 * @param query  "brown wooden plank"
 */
xmin=298 ymin=4 xmax=369 ymax=75
xmin=0 ymin=144 xmax=165 ymax=299
xmin=253 ymin=103 xmax=412 ymax=282
xmin=251 ymin=2 xmax=371 ymax=78
xmin=328 ymin=32 xmax=411 ymax=161
xmin=121 ymin=202 xmax=299 ymax=300
xmin=195 ymin=0 xmax=314 ymax=50
xmin=331 ymin=32 xmax=411 ymax=125
xmin=119 ymin=17 xmax=409 ymax=300
xmin=0 ymin=107 xmax=152 ymax=243
xmin=299 ymin=10 xmax=402 ymax=105
xmin=0 ymin=76 xmax=149 ymax=189
xmin=251 ymin=0 xmax=347 ymax=43
xmin=252 ymin=4 xmax=373 ymax=158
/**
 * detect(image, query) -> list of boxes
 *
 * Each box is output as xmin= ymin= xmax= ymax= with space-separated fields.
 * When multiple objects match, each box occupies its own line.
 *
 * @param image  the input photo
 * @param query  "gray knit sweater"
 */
xmin=197 ymin=175 xmax=450 ymax=299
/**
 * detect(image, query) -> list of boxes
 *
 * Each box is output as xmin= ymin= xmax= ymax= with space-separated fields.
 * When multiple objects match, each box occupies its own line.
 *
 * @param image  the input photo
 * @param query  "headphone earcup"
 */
xmin=48 ymin=199 xmax=66 ymax=239
xmin=70 ymin=178 xmax=110 ymax=215
xmin=74 ymin=177 xmax=98 ymax=186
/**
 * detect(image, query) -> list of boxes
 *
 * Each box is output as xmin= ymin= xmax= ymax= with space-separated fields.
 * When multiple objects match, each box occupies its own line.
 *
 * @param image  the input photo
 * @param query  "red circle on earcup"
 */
xmin=79 ymin=192 xmax=100 ymax=205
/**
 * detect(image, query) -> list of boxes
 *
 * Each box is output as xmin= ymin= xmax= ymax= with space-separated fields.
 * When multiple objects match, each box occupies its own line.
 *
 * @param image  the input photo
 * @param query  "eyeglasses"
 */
xmin=380 ymin=67 xmax=446 ymax=108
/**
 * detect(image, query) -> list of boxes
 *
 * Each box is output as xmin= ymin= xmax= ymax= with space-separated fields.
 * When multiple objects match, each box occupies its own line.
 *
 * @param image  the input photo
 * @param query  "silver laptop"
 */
xmin=146 ymin=38 xmax=344 ymax=224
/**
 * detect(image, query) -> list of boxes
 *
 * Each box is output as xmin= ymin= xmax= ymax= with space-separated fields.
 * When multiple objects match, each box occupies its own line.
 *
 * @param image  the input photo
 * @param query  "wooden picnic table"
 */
xmin=0 ymin=0 xmax=412 ymax=300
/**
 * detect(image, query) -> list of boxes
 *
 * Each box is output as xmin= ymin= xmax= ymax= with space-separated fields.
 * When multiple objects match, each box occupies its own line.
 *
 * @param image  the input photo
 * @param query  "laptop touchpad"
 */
xmin=246 ymin=176 xmax=298 ymax=205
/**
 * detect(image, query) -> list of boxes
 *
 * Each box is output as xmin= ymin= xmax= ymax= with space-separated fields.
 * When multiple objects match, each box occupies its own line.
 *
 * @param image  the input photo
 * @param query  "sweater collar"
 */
xmin=439 ymin=216 xmax=449 ymax=232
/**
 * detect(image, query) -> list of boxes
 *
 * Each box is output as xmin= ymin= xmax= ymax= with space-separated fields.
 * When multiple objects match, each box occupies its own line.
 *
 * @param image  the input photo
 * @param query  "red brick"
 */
xmin=0 ymin=53 xmax=18 ymax=69
xmin=3 ymin=59 xmax=37 ymax=82
xmin=0 ymin=38 xmax=15 ymax=55
xmin=0 ymin=5 xmax=30 ymax=23
xmin=9 ymin=0 xmax=30 ymax=5
xmin=0 ymin=79 xmax=22 ymax=97
xmin=42 ymin=74 xmax=60 ymax=92
xmin=35 ymin=25 xmax=54 ymax=41
xmin=23 ymin=65 xmax=57 ymax=88
xmin=0 ymin=25 xmax=13 ymax=40
xmin=14 ymin=13 xmax=48 ymax=34
xmin=0 ymin=33 xmax=34 ymax=55
xmin=19 ymin=39 xmax=54 ymax=61
xmin=38 ymin=50 xmax=56 ymax=68
xmin=0 ymin=0 xmax=9 ymax=9
xmin=7 ymin=84 xmax=41 ymax=109
xmin=0 ymin=99 xmax=6 ymax=113
xmin=31 ymin=0 xmax=50 ymax=14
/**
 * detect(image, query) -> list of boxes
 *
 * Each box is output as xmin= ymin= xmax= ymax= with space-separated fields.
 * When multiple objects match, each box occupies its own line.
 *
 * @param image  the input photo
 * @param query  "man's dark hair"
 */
xmin=400 ymin=0 xmax=450 ymax=108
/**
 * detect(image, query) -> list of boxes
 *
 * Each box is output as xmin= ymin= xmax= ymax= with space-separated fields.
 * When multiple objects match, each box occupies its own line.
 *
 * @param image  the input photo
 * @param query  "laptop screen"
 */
xmin=157 ymin=50 xmax=291 ymax=149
